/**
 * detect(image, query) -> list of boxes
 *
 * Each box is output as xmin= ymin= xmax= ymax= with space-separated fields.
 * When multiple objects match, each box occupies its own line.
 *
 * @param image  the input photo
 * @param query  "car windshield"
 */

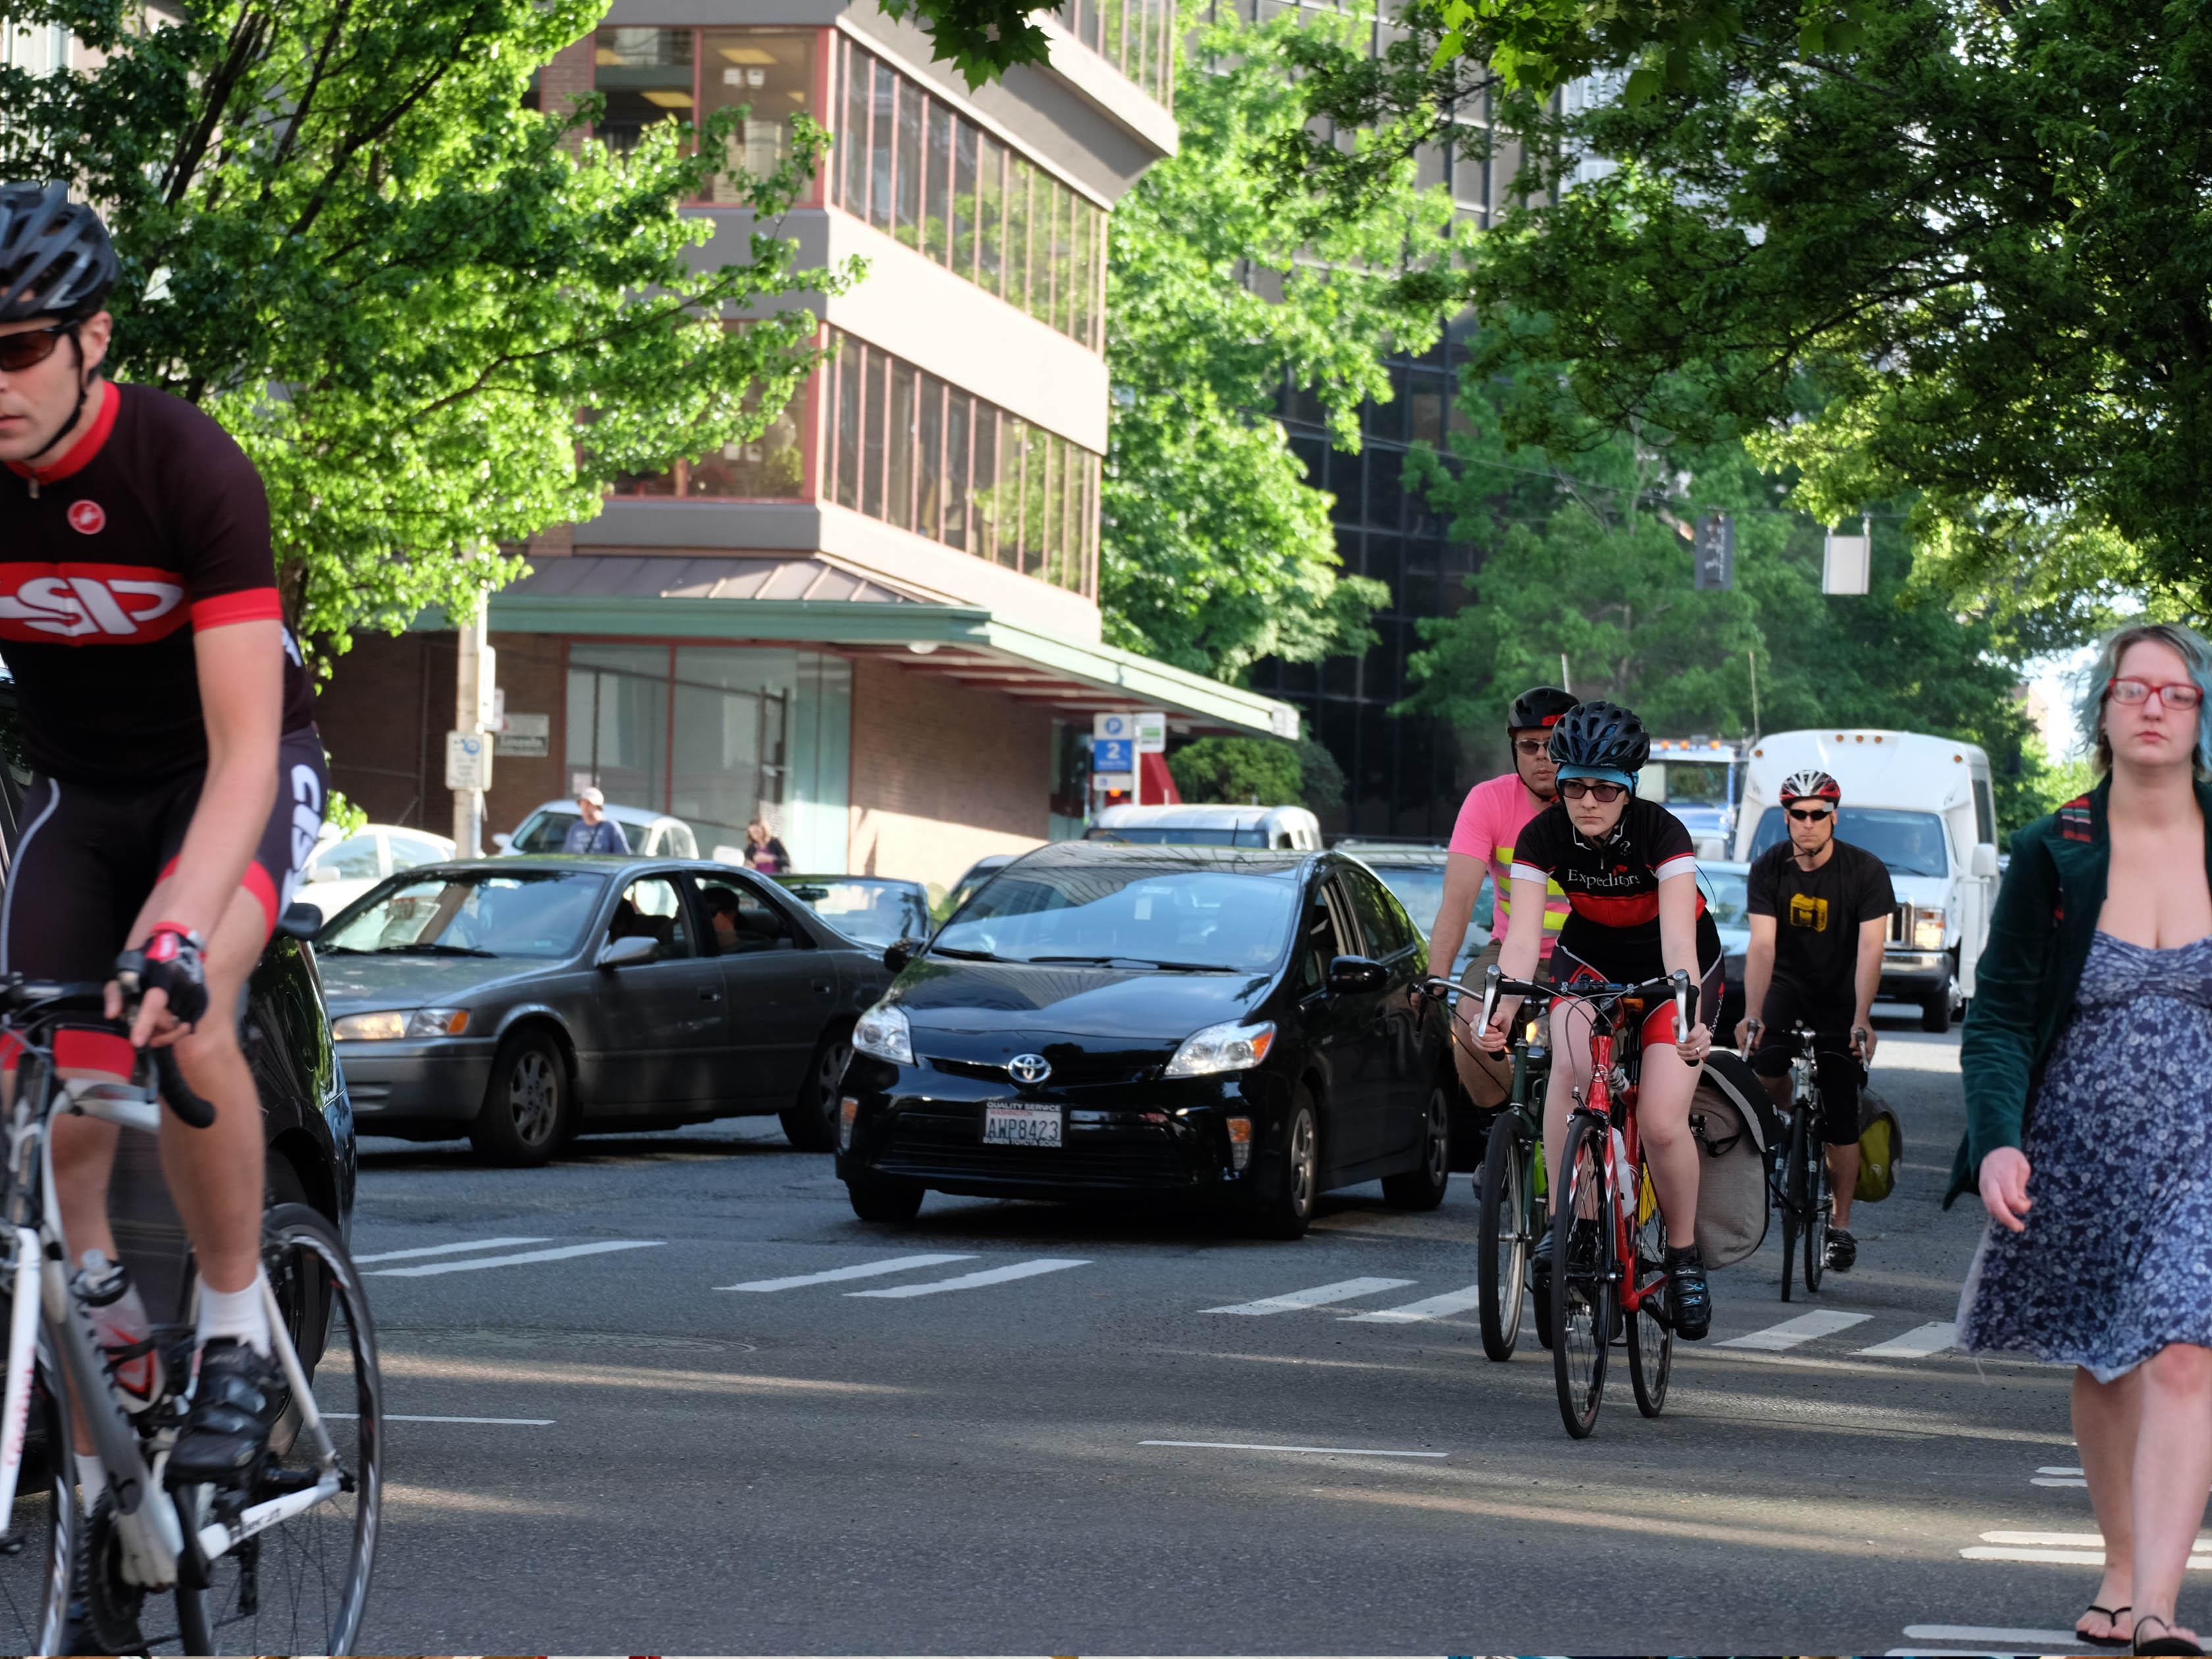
xmin=1702 ymin=868 xmax=1750 ymax=929
xmin=1663 ymin=760 xmax=1732 ymax=806
xmin=510 ymin=811 xmax=582 ymax=854
xmin=319 ymin=871 xmax=606 ymax=958
xmin=777 ymin=878 xmax=932 ymax=947
xmin=1090 ymin=826 xmax=1269 ymax=847
xmin=1749 ymin=806 xmax=1950 ymax=879
xmin=1366 ymin=864 xmax=1447 ymax=940
xmin=933 ymin=864 xmax=1299 ymax=970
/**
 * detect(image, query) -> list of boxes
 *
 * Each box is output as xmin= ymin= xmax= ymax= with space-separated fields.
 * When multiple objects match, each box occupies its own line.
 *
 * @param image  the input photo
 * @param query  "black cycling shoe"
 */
xmin=167 ymin=1338 xmax=284 ymax=1486
xmin=1665 ymin=1244 xmax=1712 ymax=1340
xmin=1826 ymin=1228 xmax=1857 ymax=1273
xmin=1530 ymin=1222 xmax=1554 ymax=1299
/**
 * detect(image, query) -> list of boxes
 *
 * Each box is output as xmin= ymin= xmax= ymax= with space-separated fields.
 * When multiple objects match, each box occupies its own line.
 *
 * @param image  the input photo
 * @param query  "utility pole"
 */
xmin=448 ymin=591 xmax=496 ymax=856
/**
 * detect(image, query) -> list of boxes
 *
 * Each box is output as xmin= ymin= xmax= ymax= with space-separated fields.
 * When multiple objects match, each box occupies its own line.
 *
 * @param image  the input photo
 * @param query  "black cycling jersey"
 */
xmin=1511 ymin=795 xmax=1722 ymax=986
xmin=0 ymin=381 xmax=318 ymax=786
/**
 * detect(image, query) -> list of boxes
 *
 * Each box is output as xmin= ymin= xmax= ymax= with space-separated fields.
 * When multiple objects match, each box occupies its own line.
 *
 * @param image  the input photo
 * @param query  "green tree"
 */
xmin=1168 ymin=737 xmax=1303 ymax=806
xmin=1101 ymin=0 xmax=1458 ymax=683
xmin=2 ymin=0 xmax=854 ymax=660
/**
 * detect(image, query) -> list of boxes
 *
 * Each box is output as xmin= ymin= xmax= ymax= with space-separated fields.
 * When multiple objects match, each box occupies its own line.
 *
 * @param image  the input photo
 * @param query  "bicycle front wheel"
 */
xmin=175 ymin=1202 xmax=382 ymax=1656
xmin=1779 ymin=1111 xmax=1808 ymax=1302
xmin=1477 ymin=1113 xmax=1529 ymax=1361
xmin=1803 ymin=1117 xmax=1830 ymax=1294
xmin=1626 ymin=1190 xmax=1672 ymax=1418
xmin=0 ymin=1358 xmax=72 ymax=1656
xmin=1550 ymin=1116 xmax=1614 ymax=1439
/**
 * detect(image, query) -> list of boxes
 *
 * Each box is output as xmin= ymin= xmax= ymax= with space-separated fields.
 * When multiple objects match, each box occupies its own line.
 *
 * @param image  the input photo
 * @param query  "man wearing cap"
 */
xmin=562 ymin=787 xmax=630 ymax=855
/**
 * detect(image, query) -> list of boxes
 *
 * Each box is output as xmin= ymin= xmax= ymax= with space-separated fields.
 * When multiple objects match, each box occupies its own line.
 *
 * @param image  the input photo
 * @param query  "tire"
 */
xmin=177 ymin=1201 xmax=382 ymax=1655
xmin=1243 ymin=1093 xmax=1320 ymax=1240
xmin=471 ymin=1029 xmax=571 ymax=1167
xmin=0 ymin=1364 xmax=72 ymax=1657
xmin=1381 ymin=1082 xmax=1451 ymax=1210
xmin=1627 ymin=1194 xmax=1673 ymax=1418
xmin=1477 ymin=1112 xmax=1529 ymax=1361
xmin=1920 ymin=989 xmax=1952 ymax=1033
xmin=846 ymin=1170 xmax=926 ymax=1224
xmin=1803 ymin=1119 xmax=1830 ymax=1295
xmin=1780 ymin=1108 xmax=1810 ymax=1302
xmin=1550 ymin=1115 xmax=1614 ymax=1439
xmin=781 ymin=1026 xmax=854 ymax=1153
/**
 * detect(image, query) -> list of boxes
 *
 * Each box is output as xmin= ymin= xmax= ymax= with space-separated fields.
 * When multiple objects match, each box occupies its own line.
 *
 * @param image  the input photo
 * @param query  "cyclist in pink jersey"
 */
xmin=1428 ymin=687 xmax=1577 ymax=1108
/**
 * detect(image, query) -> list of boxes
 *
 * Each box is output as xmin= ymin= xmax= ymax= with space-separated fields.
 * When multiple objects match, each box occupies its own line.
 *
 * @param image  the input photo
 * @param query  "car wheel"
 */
xmin=471 ymin=1031 xmax=571 ymax=1167
xmin=1242 ymin=1092 xmax=1320 ymax=1240
xmin=1920 ymin=972 xmax=1955 ymax=1034
xmin=1381 ymin=1081 xmax=1451 ymax=1210
xmin=846 ymin=1170 xmax=925 ymax=1224
xmin=781 ymin=1026 xmax=854 ymax=1153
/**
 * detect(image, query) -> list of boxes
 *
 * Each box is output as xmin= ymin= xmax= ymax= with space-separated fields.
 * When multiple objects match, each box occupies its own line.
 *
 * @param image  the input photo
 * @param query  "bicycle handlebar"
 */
xmin=0 ymin=974 xmax=218 ymax=1129
xmin=1473 ymin=963 xmax=1693 ymax=1040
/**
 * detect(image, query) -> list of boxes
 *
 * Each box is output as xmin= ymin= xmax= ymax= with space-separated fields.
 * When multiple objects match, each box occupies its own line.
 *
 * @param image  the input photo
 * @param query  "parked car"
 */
xmin=300 ymin=822 xmax=456 ymax=918
xmin=1702 ymin=859 xmax=1751 ymax=1040
xmin=835 ymin=843 xmax=1454 ymax=1237
xmin=774 ymin=876 xmax=933 ymax=951
xmin=943 ymin=853 xmax=1016 ymax=920
xmin=1088 ymin=803 xmax=1323 ymax=851
xmin=494 ymin=799 xmax=698 ymax=859
xmin=313 ymin=855 xmax=891 ymax=1162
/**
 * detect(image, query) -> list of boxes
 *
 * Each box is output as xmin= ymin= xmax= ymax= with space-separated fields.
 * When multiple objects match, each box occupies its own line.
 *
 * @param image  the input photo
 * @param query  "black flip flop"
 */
xmin=2132 ymin=1613 xmax=2202 ymax=1656
xmin=2076 ymin=1604 xmax=2132 ymax=1650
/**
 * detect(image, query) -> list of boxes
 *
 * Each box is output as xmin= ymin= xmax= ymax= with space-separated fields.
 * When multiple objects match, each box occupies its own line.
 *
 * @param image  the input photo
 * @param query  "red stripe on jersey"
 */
xmin=5 ymin=381 xmax=120 ymax=486
xmin=190 ymin=588 xmax=284 ymax=631
xmin=1570 ymin=890 xmax=1664 ymax=927
xmin=0 ymin=562 xmax=190 ymax=645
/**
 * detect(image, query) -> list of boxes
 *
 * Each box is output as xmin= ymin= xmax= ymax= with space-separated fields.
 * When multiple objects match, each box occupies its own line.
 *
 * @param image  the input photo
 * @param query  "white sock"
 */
xmin=72 ymin=1450 xmax=106 ymax=1507
xmin=196 ymin=1272 xmax=271 ymax=1357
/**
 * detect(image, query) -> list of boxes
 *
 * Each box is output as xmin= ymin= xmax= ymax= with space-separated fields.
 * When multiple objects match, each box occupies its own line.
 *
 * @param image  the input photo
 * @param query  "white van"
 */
xmin=1733 ymin=729 xmax=1999 ymax=1032
xmin=1089 ymin=803 xmax=1323 ymax=851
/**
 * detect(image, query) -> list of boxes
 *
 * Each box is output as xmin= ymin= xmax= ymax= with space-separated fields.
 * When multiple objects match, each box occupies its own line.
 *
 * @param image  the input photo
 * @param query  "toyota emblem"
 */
xmin=1007 ymin=1053 xmax=1052 ymax=1085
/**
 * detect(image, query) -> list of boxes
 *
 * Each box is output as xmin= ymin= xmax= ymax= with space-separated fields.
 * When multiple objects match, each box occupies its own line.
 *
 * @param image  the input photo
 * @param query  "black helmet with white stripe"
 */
xmin=0 ymin=182 xmax=118 ymax=326
xmin=1546 ymin=700 xmax=1650 ymax=776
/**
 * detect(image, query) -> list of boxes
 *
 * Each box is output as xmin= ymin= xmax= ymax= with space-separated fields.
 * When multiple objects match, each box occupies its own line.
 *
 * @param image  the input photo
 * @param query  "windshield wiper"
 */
xmin=1026 ymin=955 xmax=1231 ymax=972
xmin=372 ymin=943 xmax=496 ymax=957
xmin=927 ymin=945 xmax=1007 ymax=961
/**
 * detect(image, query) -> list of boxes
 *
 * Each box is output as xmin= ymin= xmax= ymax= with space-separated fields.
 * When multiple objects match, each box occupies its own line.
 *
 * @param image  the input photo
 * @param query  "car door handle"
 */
xmin=810 ymin=981 xmax=832 ymax=994
xmin=699 ymin=988 xmax=722 ymax=1002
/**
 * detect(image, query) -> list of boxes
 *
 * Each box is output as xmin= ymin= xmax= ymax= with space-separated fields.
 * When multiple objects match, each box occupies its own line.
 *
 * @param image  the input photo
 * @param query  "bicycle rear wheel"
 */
xmin=1478 ymin=1113 xmax=1529 ymax=1361
xmin=1625 ymin=1192 xmax=1672 ymax=1418
xmin=1550 ymin=1116 xmax=1613 ymax=1439
xmin=0 ymin=1360 xmax=72 ymax=1655
xmin=1779 ymin=1110 xmax=1807 ymax=1302
xmin=174 ymin=1202 xmax=382 ymax=1656
xmin=1803 ymin=1117 xmax=1830 ymax=1294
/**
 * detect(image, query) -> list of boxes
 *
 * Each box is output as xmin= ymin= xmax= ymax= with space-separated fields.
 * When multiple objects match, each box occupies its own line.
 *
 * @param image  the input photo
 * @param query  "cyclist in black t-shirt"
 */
xmin=1477 ymin=700 xmax=1724 ymax=1339
xmin=1737 ymin=768 xmax=1895 ymax=1272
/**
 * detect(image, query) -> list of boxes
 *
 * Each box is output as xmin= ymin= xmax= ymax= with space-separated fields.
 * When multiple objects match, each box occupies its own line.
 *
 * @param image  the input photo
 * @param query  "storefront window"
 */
xmin=594 ymin=26 xmax=824 ymax=206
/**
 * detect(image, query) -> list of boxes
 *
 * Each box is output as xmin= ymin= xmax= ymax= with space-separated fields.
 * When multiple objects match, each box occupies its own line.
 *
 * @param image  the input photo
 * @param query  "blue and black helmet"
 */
xmin=1547 ymin=700 xmax=1650 ymax=779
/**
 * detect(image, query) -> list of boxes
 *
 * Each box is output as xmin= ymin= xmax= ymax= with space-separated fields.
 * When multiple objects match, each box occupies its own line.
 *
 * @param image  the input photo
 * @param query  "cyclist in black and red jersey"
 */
xmin=1476 ymin=700 xmax=1725 ymax=1338
xmin=0 ymin=184 xmax=325 ymax=1487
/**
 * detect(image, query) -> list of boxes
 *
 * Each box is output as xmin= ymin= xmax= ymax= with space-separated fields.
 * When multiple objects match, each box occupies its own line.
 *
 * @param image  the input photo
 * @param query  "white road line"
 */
xmin=2037 ymin=1465 xmax=2086 ymax=1475
xmin=1982 ymin=1530 xmax=2212 ymax=1548
xmin=352 ymin=1237 xmax=553 ymax=1264
xmin=326 ymin=1413 xmax=554 ymax=1425
xmin=1856 ymin=1321 xmax=1958 ymax=1357
xmin=1901 ymin=1626 xmax=2081 ymax=1647
xmin=847 ymin=1258 xmax=1089 ymax=1298
xmin=365 ymin=1240 xmax=664 ymax=1278
xmin=1341 ymin=1284 xmax=1485 ymax=1323
xmin=2034 ymin=1476 xmax=2089 ymax=1487
xmin=1961 ymin=1529 xmax=2212 ymax=1568
xmin=1140 ymin=1440 xmax=1447 ymax=1459
xmin=1203 ymin=1277 xmax=1417 ymax=1315
xmin=718 ymin=1254 xmax=977 ymax=1292
xmin=1716 ymin=1309 xmax=1874 ymax=1350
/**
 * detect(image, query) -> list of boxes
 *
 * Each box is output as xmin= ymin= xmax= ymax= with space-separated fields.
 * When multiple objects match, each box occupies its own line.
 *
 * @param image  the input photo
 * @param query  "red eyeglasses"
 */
xmin=2107 ymin=677 xmax=2204 ymax=711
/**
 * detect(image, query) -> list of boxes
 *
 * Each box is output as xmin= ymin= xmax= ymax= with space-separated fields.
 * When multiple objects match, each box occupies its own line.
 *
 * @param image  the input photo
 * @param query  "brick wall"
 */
xmin=538 ymin=33 xmax=596 ymax=143
xmin=847 ymin=658 xmax=1050 ymax=895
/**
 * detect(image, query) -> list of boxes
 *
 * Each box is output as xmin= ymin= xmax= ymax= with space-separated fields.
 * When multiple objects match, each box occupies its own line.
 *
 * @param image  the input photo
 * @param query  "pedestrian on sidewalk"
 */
xmin=1953 ymin=621 xmax=2212 ymax=1656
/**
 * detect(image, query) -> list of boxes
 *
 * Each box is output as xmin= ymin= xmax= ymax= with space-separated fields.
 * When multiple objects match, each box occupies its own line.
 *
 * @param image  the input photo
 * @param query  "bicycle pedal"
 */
xmin=0 ymin=1529 xmax=22 ymax=1556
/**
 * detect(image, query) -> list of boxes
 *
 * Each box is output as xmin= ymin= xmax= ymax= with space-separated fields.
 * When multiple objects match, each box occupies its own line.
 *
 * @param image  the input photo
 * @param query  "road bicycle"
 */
xmin=1479 ymin=964 xmax=1690 ymax=1439
xmin=0 ymin=975 xmax=382 ymax=1655
xmin=1746 ymin=1020 xmax=1853 ymax=1303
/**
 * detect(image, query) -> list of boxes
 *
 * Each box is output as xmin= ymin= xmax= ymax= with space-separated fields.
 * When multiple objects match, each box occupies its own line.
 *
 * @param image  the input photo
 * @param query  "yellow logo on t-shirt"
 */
xmin=1789 ymin=893 xmax=1830 ymax=932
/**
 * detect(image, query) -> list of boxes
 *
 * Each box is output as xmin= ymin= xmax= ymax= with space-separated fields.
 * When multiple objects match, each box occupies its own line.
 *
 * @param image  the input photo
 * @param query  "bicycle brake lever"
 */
xmin=1479 ymin=963 xmax=1501 ymax=1036
xmin=150 ymin=1048 xmax=216 ymax=1130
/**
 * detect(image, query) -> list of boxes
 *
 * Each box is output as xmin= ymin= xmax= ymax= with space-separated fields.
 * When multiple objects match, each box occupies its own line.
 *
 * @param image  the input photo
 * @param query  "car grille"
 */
xmin=878 ymin=1107 xmax=1193 ymax=1187
xmin=926 ymin=1053 xmax=1161 ymax=1088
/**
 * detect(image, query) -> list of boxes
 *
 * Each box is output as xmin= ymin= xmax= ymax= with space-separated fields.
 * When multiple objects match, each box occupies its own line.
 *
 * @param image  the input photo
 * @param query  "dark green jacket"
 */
xmin=1946 ymin=776 xmax=2212 ymax=1205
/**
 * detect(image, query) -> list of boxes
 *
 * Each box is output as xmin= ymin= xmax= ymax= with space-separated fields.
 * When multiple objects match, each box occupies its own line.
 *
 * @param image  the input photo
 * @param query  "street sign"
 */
xmin=1132 ymin=710 xmax=1168 ymax=754
xmin=1093 ymin=737 xmax=1134 ymax=773
xmin=496 ymin=712 xmax=550 ymax=757
xmin=1693 ymin=513 xmax=1735 ymax=591
xmin=444 ymin=729 xmax=492 ymax=791
xmin=1092 ymin=772 xmax=1135 ymax=793
xmin=1269 ymin=705 xmax=1301 ymax=740
xmin=1094 ymin=712 xmax=1135 ymax=742
xmin=1823 ymin=516 xmax=1872 ymax=595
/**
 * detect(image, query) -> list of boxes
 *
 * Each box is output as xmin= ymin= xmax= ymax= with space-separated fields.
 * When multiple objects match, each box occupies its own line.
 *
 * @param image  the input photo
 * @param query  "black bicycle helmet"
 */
xmin=0 ymin=182 xmax=118 ymax=325
xmin=1547 ymin=700 xmax=1650 ymax=775
xmin=1507 ymin=685 xmax=1578 ymax=732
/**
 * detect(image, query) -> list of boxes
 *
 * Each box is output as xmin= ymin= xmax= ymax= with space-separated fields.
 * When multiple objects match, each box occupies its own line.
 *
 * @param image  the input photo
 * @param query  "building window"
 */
xmin=606 ymin=356 xmax=815 ymax=501
xmin=828 ymin=37 xmax=1107 ymax=352
xmin=823 ymin=329 xmax=1099 ymax=599
xmin=594 ymin=26 xmax=822 ymax=207
xmin=1056 ymin=0 xmax=1175 ymax=107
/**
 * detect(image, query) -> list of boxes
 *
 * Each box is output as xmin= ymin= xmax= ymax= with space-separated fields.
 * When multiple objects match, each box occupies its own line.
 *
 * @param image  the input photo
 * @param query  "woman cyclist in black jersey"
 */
xmin=1476 ymin=700 xmax=1726 ymax=1338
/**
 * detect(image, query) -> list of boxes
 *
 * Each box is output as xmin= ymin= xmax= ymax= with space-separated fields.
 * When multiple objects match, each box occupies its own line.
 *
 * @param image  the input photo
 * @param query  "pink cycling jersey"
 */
xmin=1447 ymin=772 xmax=1571 ymax=955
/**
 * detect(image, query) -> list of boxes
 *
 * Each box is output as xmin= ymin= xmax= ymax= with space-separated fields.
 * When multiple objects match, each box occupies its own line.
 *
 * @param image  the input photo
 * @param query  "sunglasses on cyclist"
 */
xmin=0 ymin=324 xmax=72 ymax=375
xmin=1559 ymin=779 xmax=1627 ymax=803
xmin=1787 ymin=805 xmax=1835 ymax=822
xmin=1513 ymin=739 xmax=1552 ymax=756
xmin=2107 ymin=676 xmax=2204 ymax=710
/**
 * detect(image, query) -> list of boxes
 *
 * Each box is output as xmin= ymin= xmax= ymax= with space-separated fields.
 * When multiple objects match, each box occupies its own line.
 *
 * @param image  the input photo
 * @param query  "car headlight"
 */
xmin=1165 ymin=1020 xmax=1276 ymax=1078
xmin=332 ymin=1008 xmax=471 ymax=1042
xmin=853 ymin=1001 xmax=915 ymax=1066
xmin=1912 ymin=908 xmax=1947 ymax=950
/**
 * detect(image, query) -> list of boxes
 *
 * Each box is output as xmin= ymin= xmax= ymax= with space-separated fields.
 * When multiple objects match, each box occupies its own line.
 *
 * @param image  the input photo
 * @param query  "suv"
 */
xmin=496 ymin=799 xmax=698 ymax=859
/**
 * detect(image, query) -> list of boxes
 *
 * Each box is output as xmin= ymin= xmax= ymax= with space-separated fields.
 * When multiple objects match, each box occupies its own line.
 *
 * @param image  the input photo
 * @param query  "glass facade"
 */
xmin=594 ymin=27 xmax=820 ymax=207
xmin=830 ymin=36 xmax=1107 ymax=351
xmin=825 ymin=329 xmax=1099 ymax=597
xmin=607 ymin=369 xmax=813 ymax=501
xmin=1056 ymin=0 xmax=1175 ymax=107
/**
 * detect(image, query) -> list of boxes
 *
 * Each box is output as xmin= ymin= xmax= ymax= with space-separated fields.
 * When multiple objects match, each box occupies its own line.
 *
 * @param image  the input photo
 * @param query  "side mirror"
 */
xmin=278 ymin=902 xmax=323 ymax=941
xmin=883 ymin=937 xmax=925 ymax=973
xmin=1970 ymin=843 xmax=1999 ymax=880
xmin=596 ymin=934 xmax=660 ymax=969
xmin=492 ymin=832 xmax=513 ymax=851
xmin=1328 ymin=954 xmax=1388 ymax=994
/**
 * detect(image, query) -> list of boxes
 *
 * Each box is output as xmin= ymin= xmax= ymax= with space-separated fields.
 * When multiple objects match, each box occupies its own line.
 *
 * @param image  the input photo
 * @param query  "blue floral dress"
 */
xmin=1960 ymin=930 xmax=2212 ymax=1381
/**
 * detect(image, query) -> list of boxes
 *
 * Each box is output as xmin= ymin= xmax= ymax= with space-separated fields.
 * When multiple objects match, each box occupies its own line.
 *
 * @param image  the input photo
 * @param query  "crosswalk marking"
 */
xmin=847 ymin=1258 xmax=1090 ymax=1298
xmin=1140 ymin=1440 xmax=1447 ymax=1458
xmin=1716 ymin=1309 xmax=1872 ymax=1350
xmin=328 ymin=1413 xmax=554 ymax=1425
xmin=1855 ymin=1321 xmax=1957 ymax=1357
xmin=366 ymin=1240 xmax=664 ymax=1278
xmin=2037 ymin=1465 xmax=2085 ymax=1475
xmin=1901 ymin=1625 xmax=2086 ymax=1647
xmin=353 ymin=1236 xmax=553 ymax=1264
xmin=1962 ymin=1529 xmax=2212 ymax=1569
xmin=1203 ymin=1277 xmax=1417 ymax=1315
xmin=718 ymin=1254 xmax=978 ymax=1293
xmin=1341 ymin=1284 xmax=1486 ymax=1323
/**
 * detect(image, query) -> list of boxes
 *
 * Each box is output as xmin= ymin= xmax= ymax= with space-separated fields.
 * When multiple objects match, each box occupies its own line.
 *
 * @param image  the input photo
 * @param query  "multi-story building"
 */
xmin=318 ymin=0 xmax=1297 ymax=889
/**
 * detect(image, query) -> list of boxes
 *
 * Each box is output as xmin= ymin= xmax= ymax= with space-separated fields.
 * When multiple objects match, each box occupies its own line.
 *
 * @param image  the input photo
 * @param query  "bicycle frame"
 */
xmin=1572 ymin=1015 xmax=1668 ymax=1322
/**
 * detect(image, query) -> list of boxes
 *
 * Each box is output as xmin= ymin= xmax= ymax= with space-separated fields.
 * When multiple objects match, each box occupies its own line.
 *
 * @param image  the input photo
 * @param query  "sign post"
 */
xmin=450 ymin=591 xmax=496 ymax=855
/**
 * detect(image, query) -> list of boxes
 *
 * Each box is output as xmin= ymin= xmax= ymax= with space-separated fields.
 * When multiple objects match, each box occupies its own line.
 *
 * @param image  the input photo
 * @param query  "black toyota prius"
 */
xmin=833 ymin=843 xmax=1457 ymax=1238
